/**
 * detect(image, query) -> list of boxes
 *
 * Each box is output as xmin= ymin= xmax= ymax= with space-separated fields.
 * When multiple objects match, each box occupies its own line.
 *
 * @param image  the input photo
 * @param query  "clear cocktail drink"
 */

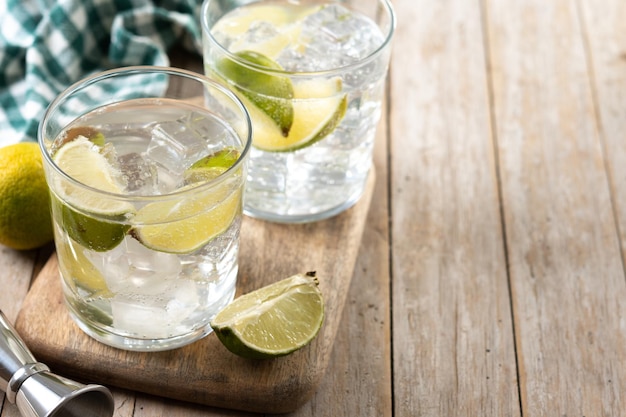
xmin=39 ymin=67 xmax=251 ymax=351
xmin=202 ymin=0 xmax=395 ymax=223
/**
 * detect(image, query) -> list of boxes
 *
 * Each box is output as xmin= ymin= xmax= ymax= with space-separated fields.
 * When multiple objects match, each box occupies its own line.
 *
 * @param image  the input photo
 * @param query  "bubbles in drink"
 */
xmin=117 ymin=152 xmax=158 ymax=195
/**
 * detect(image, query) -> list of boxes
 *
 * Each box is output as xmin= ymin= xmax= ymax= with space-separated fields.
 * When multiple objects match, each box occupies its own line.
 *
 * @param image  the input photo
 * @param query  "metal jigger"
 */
xmin=0 ymin=311 xmax=114 ymax=417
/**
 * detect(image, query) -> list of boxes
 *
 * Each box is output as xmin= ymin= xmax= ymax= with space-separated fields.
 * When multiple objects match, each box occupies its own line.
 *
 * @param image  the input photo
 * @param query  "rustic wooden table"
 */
xmin=3 ymin=0 xmax=626 ymax=415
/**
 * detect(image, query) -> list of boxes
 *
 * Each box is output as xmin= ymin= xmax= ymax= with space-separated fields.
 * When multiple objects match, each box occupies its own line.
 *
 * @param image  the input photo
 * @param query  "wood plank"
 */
xmin=579 ymin=0 xmax=626 ymax=269
xmin=0 ymin=247 xmax=38 ymax=322
xmin=0 ymin=244 xmax=51 ymax=417
xmin=15 ymin=170 xmax=374 ymax=414
xmin=288 ymin=98 xmax=392 ymax=417
xmin=389 ymin=0 xmax=520 ymax=416
xmin=484 ymin=0 xmax=626 ymax=414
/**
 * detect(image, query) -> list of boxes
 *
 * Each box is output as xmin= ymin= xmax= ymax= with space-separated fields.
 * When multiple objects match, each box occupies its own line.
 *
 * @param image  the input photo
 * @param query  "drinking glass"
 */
xmin=38 ymin=66 xmax=252 ymax=351
xmin=202 ymin=0 xmax=395 ymax=223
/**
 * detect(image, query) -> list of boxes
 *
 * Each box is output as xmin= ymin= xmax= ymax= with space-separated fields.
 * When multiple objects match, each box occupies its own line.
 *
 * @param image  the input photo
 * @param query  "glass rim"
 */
xmin=200 ymin=0 xmax=396 ymax=78
xmin=38 ymin=65 xmax=252 ymax=203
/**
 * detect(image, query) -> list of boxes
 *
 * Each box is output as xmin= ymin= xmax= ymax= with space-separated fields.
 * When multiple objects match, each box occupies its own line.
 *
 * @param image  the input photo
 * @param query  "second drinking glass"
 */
xmin=202 ymin=0 xmax=395 ymax=223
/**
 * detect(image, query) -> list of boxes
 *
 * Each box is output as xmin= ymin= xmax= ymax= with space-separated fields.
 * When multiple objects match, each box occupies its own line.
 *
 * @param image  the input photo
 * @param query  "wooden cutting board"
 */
xmin=14 ymin=170 xmax=374 ymax=414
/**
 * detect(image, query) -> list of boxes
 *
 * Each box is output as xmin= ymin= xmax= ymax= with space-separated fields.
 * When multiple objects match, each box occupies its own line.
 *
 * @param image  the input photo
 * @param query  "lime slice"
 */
xmin=215 ymin=50 xmax=294 ymax=137
xmin=210 ymin=272 xmax=325 ymax=359
xmin=184 ymin=147 xmax=241 ymax=184
xmin=251 ymin=78 xmax=347 ymax=152
xmin=132 ymin=149 xmax=243 ymax=254
xmin=213 ymin=51 xmax=347 ymax=152
xmin=52 ymin=136 xmax=134 ymax=252
xmin=132 ymin=184 xmax=242 ymax=254
xmin=56 ymin=235 xmax=111 ymax=297
xmin=61 ymin=126 xmax=105 ymax=147
xmin=189 ymin=147 xmax=241 ymax=170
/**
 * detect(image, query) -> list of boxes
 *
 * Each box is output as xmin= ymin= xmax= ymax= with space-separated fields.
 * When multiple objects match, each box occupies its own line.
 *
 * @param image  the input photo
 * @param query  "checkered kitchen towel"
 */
xmin=0 ymin=0 xmax=204 ymax=147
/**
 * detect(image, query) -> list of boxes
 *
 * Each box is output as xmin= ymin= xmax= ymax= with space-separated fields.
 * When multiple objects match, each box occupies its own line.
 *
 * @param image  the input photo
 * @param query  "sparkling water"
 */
xmin=205 ymin=1 xmax=393 ymax=222
xmin=51 ymin=99 xmax=244 ymax=351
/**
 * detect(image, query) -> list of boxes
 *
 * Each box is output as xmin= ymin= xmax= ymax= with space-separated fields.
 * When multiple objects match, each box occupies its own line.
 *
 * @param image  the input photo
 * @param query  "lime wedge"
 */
xmin=210 ymin=272 xmax=325 ymax=359
xmin=52 ymin=136 xmax=134 ymax=252
xmin=61 ymin=126 xmax=105 ymax=147
xmin=213 ymin=51 xmax=347 ymax=152
xmin=251 ymin=78 xmax=347 ymax=152
xmin=132 ymin=184 xmax=242 ymax=254
xmin=189 ymin=147 xmax=241 ymax=171
xmin=132 ymin=149 xmax=243 ymax=254
xmin=184 ymin=147 xmax=241 ymax=184
xmin=215 ymin=50 xmax=294 ymax=137
xmin=56 ymin=235 xmax=111 ymax=297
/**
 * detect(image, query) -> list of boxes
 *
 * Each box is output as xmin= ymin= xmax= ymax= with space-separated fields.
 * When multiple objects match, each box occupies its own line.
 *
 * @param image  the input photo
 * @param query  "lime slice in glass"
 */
xmin=52 ymin=136 xmax=134 ymax=252
xmin=213 ymin=50 xmax=347 ymax=152
xmin=215 ymin=50 xmax=294 ymax=137
xmin=56 ymin=235 xmax=111 ymax=297
xmin=131 ymin=186 xmax=241 ymax=254
xmin=132 ymin=149 xmax=242 ymax=254
xmin=190 ymin=147 xmax=240 ymax=170
xmin=184 ymin=147 xmax=241 ymax=184
xmin=60 ymin=126 xmax=105 ymax=147
xmin=251 ymin=77 xmax=347 ymax=152
xmin=210 ymin=272 xmax=325 ymax=359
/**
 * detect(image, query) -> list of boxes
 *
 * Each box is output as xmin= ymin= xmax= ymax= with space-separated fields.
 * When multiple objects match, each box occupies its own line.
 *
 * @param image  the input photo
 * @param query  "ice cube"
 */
xmin=165 ymin=280 xmax=200 ymax=320
xmin=245 ymin=21 xmax=281 ymax=45
xmin=110 ymin=279 xmax=199 ymax=338
xmin=111 ymin=298 xmax=171 ymax=338
xmin=147 ymin=129 xmax=183 ymax=160
xmin=146 ymin=111 xmax=228 ymax=192
xmin=186 ymin=112 xmax=233 ymax=157
xmin=116 ymin=152 xmax=158 ymax=195
xmin=149 ymin=113 xmax=212 ymax=163
xmin=147 ymin=116 xmax=203 ymax=186
xmin=279 ymin=4 xmax=385 ymax=71
xmin=90 ymin=236 xmax=183 ymax=294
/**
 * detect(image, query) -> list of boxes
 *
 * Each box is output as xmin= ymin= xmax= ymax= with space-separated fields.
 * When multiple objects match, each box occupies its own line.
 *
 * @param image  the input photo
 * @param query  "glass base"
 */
xmin=65 ymin=303 xmax=219 ymax=352
xmin=243 ymin=183 xmax=365 ymax=224
xmin=63 ymin=279 xmax=236 ymax=352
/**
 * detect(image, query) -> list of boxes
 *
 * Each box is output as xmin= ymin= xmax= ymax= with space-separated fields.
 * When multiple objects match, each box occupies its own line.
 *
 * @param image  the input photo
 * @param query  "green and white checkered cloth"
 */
xmin=0 ymin=0 xmax=204 ymax=147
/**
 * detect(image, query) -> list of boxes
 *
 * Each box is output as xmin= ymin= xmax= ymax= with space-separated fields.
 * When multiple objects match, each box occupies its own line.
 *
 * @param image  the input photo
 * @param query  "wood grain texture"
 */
xmin=485 ymin=0 xmax=626 ymax=414
xmin=0 ymin=244 xmax=52 ymax=417
xmin=389 ymin=0 xmax=520 ymax=416
xmin=579 ymin=0 xmax=626 ymax=268
xmin=4 ymin=1 xmax=626 ymax=416
xmin=0 ymin=247 xmax=38 ymax=322
xmin=14 ymin=172 xmax=374 ymax=414
xmin=288 ymin=98 xmax=392 ymax=417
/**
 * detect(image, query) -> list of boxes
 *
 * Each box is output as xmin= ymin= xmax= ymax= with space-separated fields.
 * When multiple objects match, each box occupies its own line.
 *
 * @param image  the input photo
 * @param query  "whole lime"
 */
xmin=0 ymin=142 xmax=54 ymax=250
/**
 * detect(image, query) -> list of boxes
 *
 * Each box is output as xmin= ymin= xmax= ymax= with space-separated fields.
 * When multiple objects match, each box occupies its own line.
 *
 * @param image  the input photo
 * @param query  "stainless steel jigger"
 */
xmin=0 ymin=311 xmax=114 ymax=417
